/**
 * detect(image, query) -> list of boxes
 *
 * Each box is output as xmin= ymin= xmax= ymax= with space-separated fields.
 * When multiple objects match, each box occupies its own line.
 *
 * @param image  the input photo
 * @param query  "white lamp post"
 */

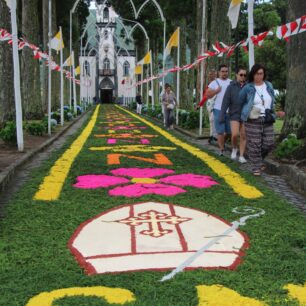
xmin=70 ymin=0 xmax=82 ymax=110
xmin=4 ymin=0 xmax=24 ymax=151
xmin=248 ymin=0 xmax=255 ymax=69
xmin=48 ymin=0 xmax=52 ymax=136
xmin=199 ymin=0 xmax=207 ymax=136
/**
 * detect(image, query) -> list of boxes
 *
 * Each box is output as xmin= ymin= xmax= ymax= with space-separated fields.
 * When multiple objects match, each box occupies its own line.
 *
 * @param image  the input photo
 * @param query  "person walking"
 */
xmin=136 ymin=92 xmax=143 ymax=114
xmin=206 ymin=64 xmax=232 ymax=156
xmin=220 ymin=66 xmax=247 ymax=163
xmin=162 ymin=84 xmax=177 ymax=130
xmin=240 ymin=64 xmax=276 ymax=176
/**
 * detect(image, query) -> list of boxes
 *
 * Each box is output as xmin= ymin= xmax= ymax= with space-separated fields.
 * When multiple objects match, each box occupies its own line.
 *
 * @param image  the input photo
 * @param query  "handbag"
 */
xmin=249 ymin=105 xmax=261 ymax=119
xmin=167 ymin=103 xmax=174 ymax=110
xmin=254 ymin=87 xmax=275 ymax=124
xmin=264 ymin=109 xmax=275 ymax=124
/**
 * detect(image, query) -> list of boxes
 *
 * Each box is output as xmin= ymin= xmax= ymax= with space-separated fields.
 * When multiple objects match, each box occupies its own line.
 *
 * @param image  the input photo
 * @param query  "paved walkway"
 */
xmin=0 ymin=113 xmax=89 ymax=218
xmin=175 ymin=131 xmax=306 ymax=215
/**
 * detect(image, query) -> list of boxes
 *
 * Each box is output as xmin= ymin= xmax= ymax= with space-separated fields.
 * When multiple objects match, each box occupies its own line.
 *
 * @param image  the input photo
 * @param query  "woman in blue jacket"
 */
xmin=239 ymin=64 xmax=275 ymax=176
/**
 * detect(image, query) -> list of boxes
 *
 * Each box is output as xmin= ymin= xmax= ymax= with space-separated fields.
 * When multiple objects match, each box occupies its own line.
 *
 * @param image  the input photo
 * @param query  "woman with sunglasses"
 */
xmin=220 ymin=66 xmax=248 ymax=163
xmin=239 ymin=64 xmax=276 ymax=176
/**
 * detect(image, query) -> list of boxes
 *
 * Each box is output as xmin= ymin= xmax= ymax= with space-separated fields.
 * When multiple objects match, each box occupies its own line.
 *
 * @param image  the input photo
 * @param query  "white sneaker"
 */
xmin=231 ymin=148 xmax=238 ymax=160
xmin=239 ymin=156 xmax=247 ymax=164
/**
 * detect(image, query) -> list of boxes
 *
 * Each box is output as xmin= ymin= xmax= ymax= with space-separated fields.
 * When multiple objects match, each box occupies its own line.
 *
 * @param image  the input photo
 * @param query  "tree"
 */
xmin=282 ymin=0 xmax=306 ymax=139
xmin=22 ymin=0 xmax=43 ymax=119
xmin=0 ymin=0 xmax=15 ymax=127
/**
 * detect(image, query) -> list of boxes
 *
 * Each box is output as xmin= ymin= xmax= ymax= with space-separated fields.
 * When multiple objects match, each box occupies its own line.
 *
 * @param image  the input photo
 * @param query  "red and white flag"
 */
xmin=251 ymin=31 xmax=273 ymax=46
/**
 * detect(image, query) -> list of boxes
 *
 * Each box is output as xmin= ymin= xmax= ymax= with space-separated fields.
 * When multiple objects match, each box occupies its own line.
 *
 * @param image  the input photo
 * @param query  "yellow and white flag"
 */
xmin=163 ymin=27 xmax=180 ymax=59
xmin=227 ymin=0 xmax=243 ymax=29
xmin=63 ymin=54 xmax=72 ymax=67
xmin=50 ymin=29 xmax=64 ymax=52
xmin=137 ymin=51 xmax=151 ymax=65
xmin=135 ymin=65 xmax=142 ymax=75
xmin=75 ymin=66 xmax=80 ymax=76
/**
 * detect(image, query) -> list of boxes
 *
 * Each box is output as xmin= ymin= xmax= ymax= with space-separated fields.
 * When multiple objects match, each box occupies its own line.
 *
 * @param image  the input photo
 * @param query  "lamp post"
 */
xmin=199 ymin=0 xmax=207 ymax=136
xmin=48 ymin=0 xmax=52 ymax=136
xmin=4 ymin=0 xmax=24 ymax=151
xmin=248 ymin=0 xmax=255 ymax=69
xmin=70 ymin=0 xmax=82 ymax=111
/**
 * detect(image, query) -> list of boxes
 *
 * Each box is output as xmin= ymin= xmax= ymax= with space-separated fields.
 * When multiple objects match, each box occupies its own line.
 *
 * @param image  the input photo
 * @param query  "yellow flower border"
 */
xmin=34 ymin=106 xmax=100 ymax=201
xmin=117 ymin=106 xmax=263 ymax=199
xmin=26 ymin=286 xmax=135 ymax=306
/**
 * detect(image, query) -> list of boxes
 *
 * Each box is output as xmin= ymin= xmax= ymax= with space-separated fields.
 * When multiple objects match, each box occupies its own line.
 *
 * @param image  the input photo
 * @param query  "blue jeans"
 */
xmin=213 ymin=109 xmax=231 ymax=135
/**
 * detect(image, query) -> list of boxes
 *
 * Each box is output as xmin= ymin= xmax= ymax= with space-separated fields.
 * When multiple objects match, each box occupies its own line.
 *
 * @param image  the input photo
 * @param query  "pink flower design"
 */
xmin=73 ymin=175 xmax=129 ymax=189
xmin=109 ymin=184 xmax=185 ymax=197
xmin=73 ymin=168 xmax=218 ymax=198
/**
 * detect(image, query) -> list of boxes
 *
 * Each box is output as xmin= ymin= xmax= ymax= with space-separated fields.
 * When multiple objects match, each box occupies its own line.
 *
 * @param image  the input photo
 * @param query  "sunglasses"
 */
xmin=239 ymin=74 xmax=247 ymax=77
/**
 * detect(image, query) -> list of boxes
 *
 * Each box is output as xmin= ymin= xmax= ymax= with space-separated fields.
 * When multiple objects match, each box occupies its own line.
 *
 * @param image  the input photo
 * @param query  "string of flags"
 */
xmin=130 ymin=14 xmax=306 ymax=89
xmin=1 ymin=14 xmax=306 ymax=89
xmin=0 ymin=28 xmax=81 ymax=86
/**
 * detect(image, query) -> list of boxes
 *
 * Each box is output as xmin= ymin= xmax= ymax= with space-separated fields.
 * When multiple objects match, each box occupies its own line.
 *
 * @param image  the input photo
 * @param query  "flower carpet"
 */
xmin=0 ymin=105 xmax=305 ymax=305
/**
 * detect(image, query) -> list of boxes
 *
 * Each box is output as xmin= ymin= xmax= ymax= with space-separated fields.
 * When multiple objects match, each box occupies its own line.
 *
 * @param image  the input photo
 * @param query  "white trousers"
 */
xmin=137 ymin=103 xmax=142 ymax=114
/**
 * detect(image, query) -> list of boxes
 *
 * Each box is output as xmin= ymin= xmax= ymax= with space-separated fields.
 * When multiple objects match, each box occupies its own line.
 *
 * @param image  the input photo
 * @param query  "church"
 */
xmin=80 ymin=1 xmax=136 ymax=104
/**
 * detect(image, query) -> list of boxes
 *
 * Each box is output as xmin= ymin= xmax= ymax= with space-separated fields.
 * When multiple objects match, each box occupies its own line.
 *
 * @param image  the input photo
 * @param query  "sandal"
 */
xmin=253 ymin=170 xmax=261 ymax=176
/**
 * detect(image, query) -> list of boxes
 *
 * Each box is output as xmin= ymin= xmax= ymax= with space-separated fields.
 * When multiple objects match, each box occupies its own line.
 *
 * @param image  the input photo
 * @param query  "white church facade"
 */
xmin=80 ymin=1 xmax=136 ymax=104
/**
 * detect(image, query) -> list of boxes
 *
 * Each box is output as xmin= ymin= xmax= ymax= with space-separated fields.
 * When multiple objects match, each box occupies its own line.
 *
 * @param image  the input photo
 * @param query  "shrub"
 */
xmin=76 ymin=105 xmax=83 ymax=115
xmin=147 ymin=105 xmax=162 ymax=118
xmin=41 ymin=117 xmax=56 ymax=132
xmin=0 ymin=121 xmax=17 ymax=143
xmin=274 ymin=134 xmax=303 ymax=159
xmin=51 ymin=112 xmax=60 ymax=124
xmin=178 ymin=110 xmax=207 ymax=130
xmin=128 ymin=101 xmax=137 ymax=110
xmin=178 ymin=110 xmax=189 ymax=128
xmin=25 ymin=121 xmax=45 ymax=136
xmin=275 ymin=91 xmax=286 ymax=111
xmin=64 ymin=111 xmax=73 ymax=121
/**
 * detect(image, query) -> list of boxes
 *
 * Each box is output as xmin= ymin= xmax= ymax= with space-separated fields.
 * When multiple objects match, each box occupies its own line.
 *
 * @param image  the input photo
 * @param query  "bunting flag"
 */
xmin=134 ymin=65 xmax=142 ymax=75
xmin=251 ymin=31 xmax=273 ymax=46
xmin=227 ymin=0 xmax=243 ymax=29
xmin=276 ymin=16 xmax=306 ymax=40
xmin=0 ymin=29 xmax=12 ymax=41
xmin=212 ymin=42 xmax=230 ymax=57
xmin=240 ymin=39 xmax=249 ymax=53
xmin=163 ymin=27 xmax=180 ymax=59
xmin=2 ymin=14 xmax=306 ymax=90
xmin=33 ymin=50 xmax=42 ymax=59
xmin=49 ymin=29 xmax=64 ymax=52
xmin=137 ymin=51 xmax=151 ymax=65
xmin=63 ymin=54 xmax=72 ymax=67
xmin=75 ymin=66 xmax=80 ymax=76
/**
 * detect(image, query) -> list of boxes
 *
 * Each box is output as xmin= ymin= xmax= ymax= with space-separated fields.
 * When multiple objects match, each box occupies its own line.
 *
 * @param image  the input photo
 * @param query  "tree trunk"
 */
xmin=178 ymin=19 xmax=189 ymax=110
xmin=22 ymin=0 xmax=43 ymax=119
xmin=0 ymin=0 xmax=15 ymax=127
xmin=207 ymin=0 xmax=231 ymax=71
xmin=51 ymin=0 xmax=60 ymax=111
xmin=282 ymin=0 xmax=306 ymax=138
